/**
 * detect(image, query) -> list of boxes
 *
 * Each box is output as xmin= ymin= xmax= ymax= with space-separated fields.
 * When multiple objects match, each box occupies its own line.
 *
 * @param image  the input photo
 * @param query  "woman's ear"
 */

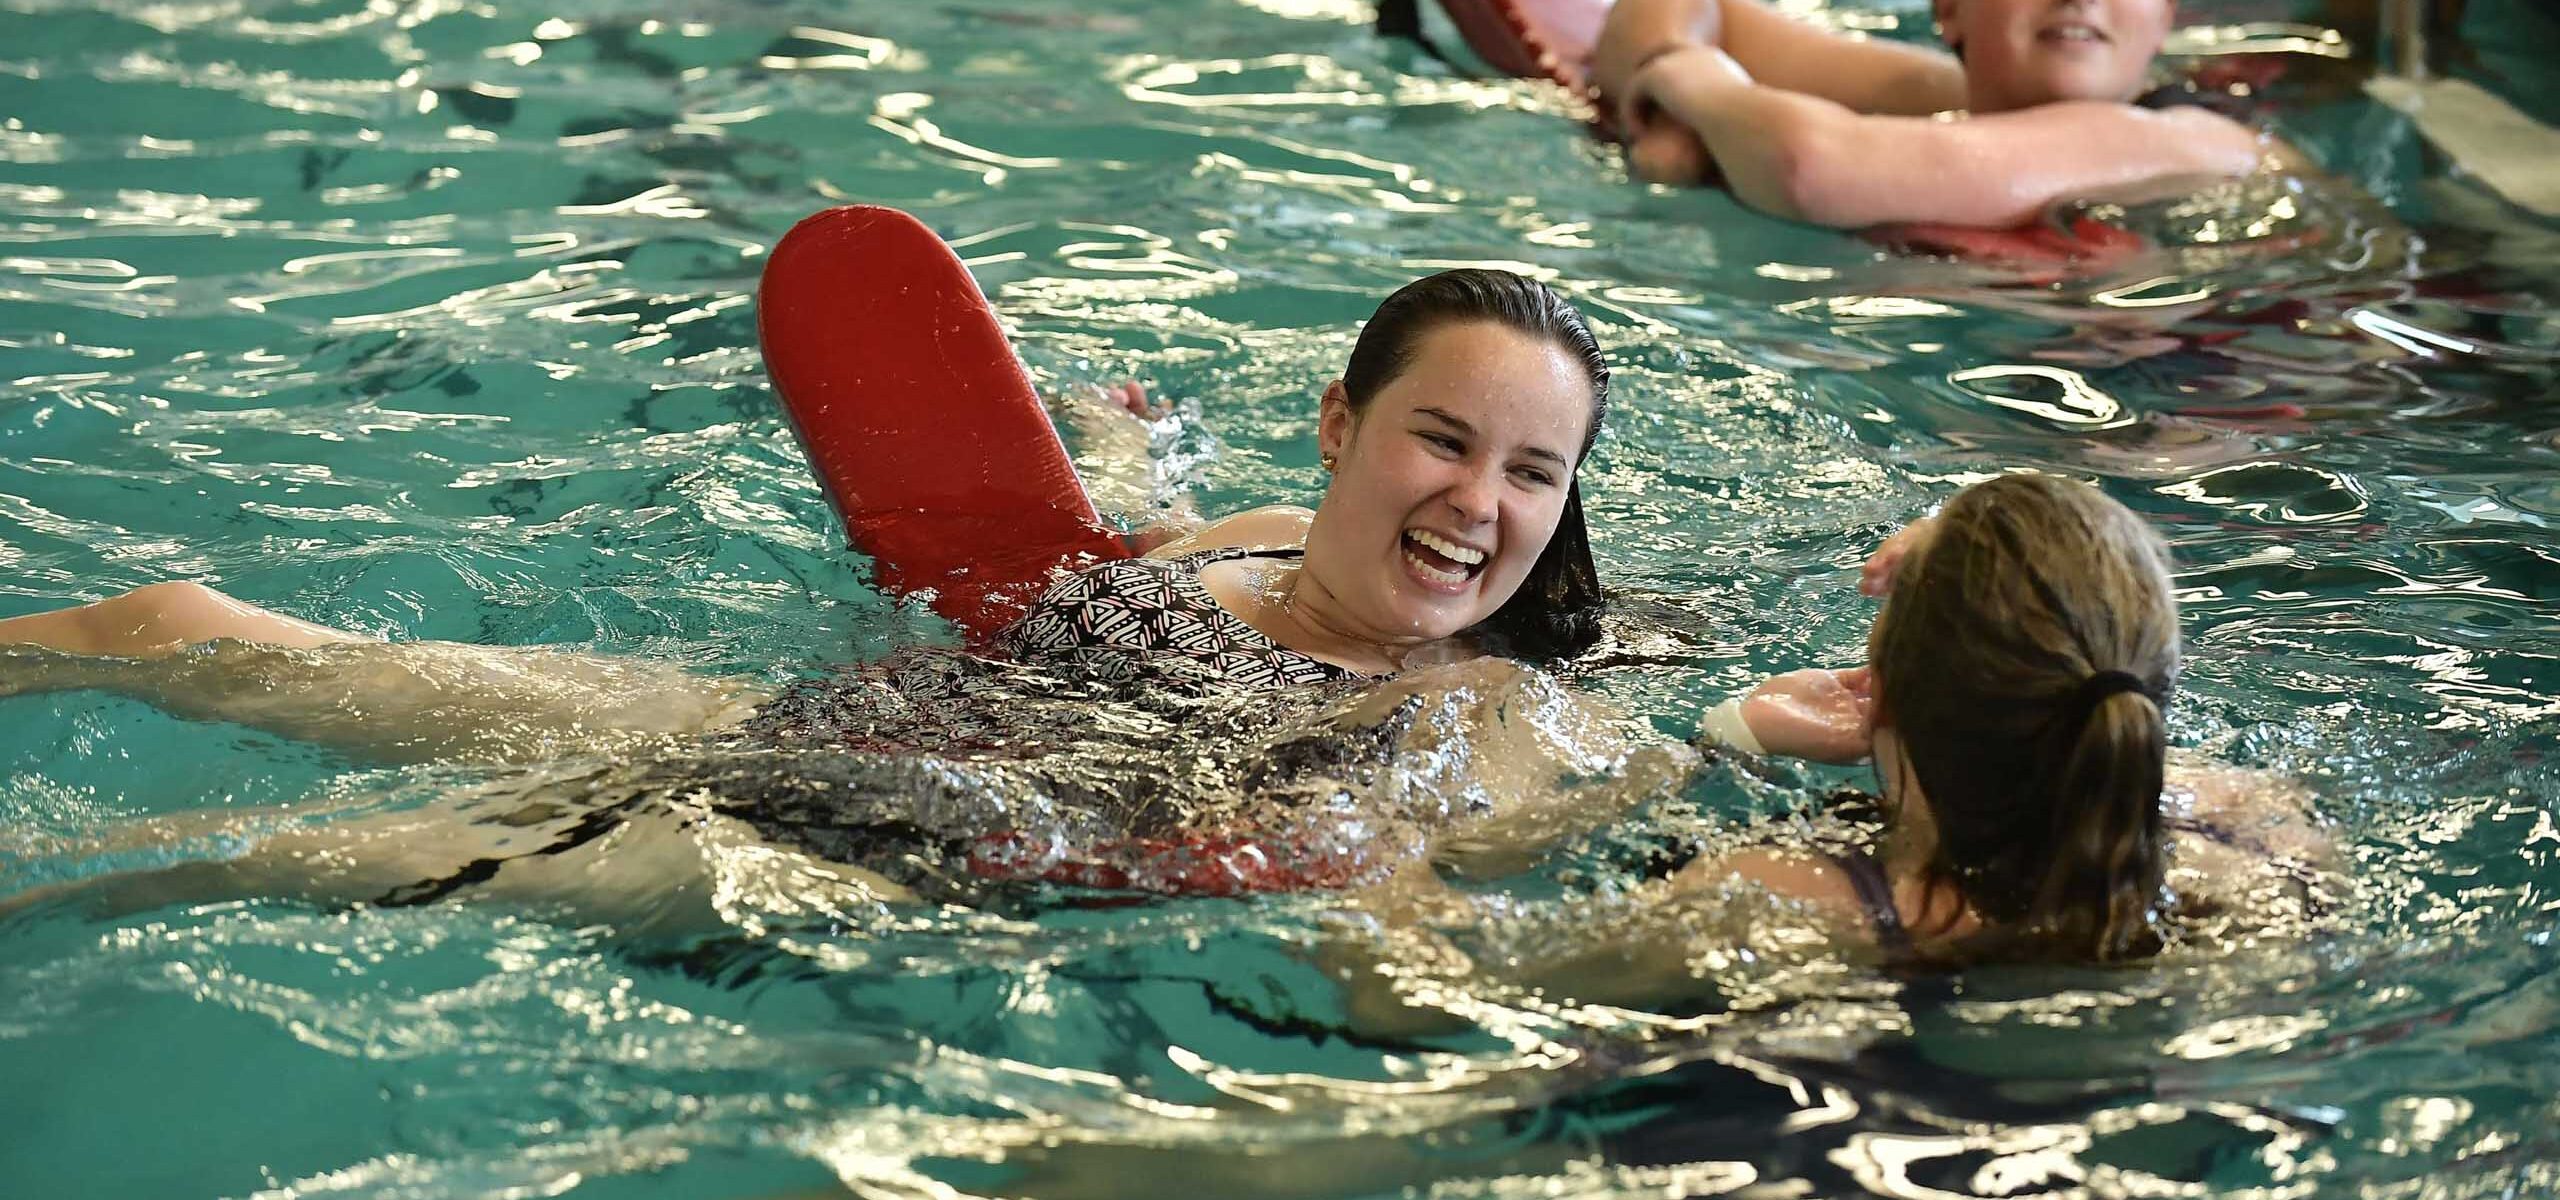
xmin=1933 ymin=0 xmax=1962 ymax=53
xmin=1317 ymin=380 xmax=1356 ymax=462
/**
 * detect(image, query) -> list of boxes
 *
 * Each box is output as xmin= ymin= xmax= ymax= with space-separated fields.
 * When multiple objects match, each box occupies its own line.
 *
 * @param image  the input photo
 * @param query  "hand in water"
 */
xmin=1860 ymin=516 xmax=1940 ymax=598
xmin=1740 ymin=667 xmax=1873 ymax=763
xmin=1626 ymin=124 xmax=1714 ymax=187
xmin=1050 ymin=380 xmax=1201 ymax=555
xmin=1097 ymin=380 xmax=1167 ymax=421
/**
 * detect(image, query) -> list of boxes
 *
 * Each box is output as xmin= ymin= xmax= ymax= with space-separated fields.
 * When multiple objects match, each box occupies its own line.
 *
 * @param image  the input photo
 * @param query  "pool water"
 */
xmin=3 ymin=0 xmax=2557 ymax=1195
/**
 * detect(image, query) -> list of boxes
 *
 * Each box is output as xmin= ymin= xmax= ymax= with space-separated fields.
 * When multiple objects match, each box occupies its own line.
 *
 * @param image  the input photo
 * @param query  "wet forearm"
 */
xmin=1665 ymin=85 xmax=2268 ymax=228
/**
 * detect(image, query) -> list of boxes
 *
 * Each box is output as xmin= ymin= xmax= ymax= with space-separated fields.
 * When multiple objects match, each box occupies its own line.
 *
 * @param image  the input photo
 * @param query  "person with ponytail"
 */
xmin=1672 ymin=472 xmax=2329 ymax=967
xmin=1331 ymin=473 xmax=2334 ymax=1037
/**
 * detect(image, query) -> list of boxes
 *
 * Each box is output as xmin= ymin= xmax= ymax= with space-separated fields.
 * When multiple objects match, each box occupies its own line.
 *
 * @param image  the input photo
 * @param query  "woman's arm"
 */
xmin=1330 ymin=858 xmax=1857 ymax=1028
xmin=1694 ymin=667 xmax=1874 ymax=762
xmin=1624 ymin=46 xmax=2267 ymax=228
xmin=1050 ymin=381 xmax=1203 ymax=552
xmin=1592 ymin=0 xmax=1963 ymax=120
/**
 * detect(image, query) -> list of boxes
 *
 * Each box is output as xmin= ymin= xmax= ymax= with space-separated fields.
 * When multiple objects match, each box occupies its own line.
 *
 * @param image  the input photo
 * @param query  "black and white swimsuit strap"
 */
xmin=998 ymin=546 xmax=1356 ymax=688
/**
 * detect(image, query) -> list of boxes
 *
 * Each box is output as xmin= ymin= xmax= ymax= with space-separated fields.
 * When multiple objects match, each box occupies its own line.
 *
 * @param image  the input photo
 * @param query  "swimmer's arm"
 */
xmin=1328 ymin=862 xmax=1826 ymax=1023
xmin=1140 ymin=504 xmax=1313 ymax=560
xmin=1628 ymin=48 xmax=2266 ymax=228
xmin=1431 ymin=737 xmax=1698 ymax=879
xmin=2173 ymin=759 xmax=2337 ymax=869
xmin=1593 ymin=0 xmax=1962 ymax=117
xmin=1049 ymin=381 xmax=1202 ymax=550
xmin=1695 ymin=668 xmax=1874 ymax=763
xmin=1495 ymin=865 xmax=1857 ymax=1008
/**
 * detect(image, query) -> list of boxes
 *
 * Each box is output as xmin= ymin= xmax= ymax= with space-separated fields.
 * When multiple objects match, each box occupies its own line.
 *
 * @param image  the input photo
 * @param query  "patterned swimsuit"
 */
xmin=378 ymin=549 xmax=1392 ymax=910
xmin=993 ymin=546 xmax=1363 ymax=689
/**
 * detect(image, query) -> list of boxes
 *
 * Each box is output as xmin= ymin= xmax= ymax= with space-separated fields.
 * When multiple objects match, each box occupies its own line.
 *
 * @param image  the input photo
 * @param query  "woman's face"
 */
xmin=1939 ymin=0 xmax=2175 ymax=111
xmin=1302 ymin=321 xmax=1592 ymax=648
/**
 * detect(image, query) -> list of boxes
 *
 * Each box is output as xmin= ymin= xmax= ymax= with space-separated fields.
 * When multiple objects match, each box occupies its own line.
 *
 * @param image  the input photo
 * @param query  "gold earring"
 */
xmin=1320 ymin=453 xmax=1338 ymax=473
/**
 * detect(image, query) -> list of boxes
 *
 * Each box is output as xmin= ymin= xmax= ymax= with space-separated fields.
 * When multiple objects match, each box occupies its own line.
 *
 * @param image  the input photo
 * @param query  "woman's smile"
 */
xmin=1400 ymin=526 xmax=1492 ymax=593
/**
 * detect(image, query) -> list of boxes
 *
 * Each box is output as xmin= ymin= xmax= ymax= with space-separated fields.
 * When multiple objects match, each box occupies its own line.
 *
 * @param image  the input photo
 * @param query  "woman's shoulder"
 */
xmin=2166 ymin=757 xmax=2333 ymax=865
xmin=1143 ymin=505 xmax=1312 ymax=561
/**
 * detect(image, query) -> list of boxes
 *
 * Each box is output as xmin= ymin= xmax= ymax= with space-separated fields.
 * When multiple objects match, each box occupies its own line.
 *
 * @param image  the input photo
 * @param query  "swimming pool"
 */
xmin=2 ymin=0 xmax=2556 ymax=1194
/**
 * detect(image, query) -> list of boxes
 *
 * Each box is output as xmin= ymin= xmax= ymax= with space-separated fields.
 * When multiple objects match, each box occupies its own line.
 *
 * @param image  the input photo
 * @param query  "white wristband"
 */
xmin=1696 ymin=696 xmax=1765 ymax=756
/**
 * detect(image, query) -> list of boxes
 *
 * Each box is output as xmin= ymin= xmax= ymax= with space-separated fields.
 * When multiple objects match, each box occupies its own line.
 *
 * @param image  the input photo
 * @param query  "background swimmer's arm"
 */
xmin=1625 ymin=47 xmax=2266 ymax=228
xmin=1592 ymin=0 xmax=1962 ymax=121
xmin=1140 ymin=504 xmax=1314 ymax=560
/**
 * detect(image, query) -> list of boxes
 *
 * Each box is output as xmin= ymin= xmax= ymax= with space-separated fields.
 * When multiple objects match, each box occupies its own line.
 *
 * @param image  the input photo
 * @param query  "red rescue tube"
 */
xmin=756 ymin=205 xmax=1130 ymax=640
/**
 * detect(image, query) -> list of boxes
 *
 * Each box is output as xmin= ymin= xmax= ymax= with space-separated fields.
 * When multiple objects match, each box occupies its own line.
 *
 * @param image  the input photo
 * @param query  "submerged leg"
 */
xmin=0 ymin=584 xmax=763 ymax=762
xmin=4 ymin=773 xmax=915 ymax=934
xmin=0 ymin=581 xmax=367 ymax=656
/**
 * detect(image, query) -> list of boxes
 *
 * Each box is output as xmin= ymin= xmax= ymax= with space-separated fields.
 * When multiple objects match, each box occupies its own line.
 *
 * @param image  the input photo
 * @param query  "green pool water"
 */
xmin=2 ymin=0 xmax=2556 ymax=1196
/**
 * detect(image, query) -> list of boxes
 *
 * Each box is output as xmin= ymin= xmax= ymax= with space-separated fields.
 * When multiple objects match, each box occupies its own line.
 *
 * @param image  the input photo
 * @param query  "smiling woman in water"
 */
xmin=0 ymin=270 xmax=1765 ymax=923
xmin=0 ymin=270 xmax=1618 ymax=749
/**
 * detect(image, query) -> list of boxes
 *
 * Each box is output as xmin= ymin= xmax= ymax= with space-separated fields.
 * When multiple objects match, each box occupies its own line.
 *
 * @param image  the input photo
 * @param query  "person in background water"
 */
xmin=1591 ymin=0 xmax=2278 ymax=227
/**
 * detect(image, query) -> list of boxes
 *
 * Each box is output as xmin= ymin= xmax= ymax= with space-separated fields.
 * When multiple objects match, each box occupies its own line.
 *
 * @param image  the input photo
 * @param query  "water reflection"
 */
xmin=1 ymin=0 xmax=2558 ymax=1195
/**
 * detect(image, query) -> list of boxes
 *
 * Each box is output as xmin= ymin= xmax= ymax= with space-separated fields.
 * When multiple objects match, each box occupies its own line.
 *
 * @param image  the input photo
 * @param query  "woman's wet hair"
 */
xmin=1872 ymin=473 xmax=2179 ymax=963
xmin=1338 ymin=268 xmax=1610 ymax=663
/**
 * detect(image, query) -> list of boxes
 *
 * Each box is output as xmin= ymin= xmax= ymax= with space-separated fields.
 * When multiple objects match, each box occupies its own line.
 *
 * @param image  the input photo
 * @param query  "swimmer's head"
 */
xmin=1935 ymin=0 xmax=2176 ymax=112
xmin=1307 ymin=269 xmax=1609 ymax=663
xmin=1868 ymin=473 xmax=2179 ymax=962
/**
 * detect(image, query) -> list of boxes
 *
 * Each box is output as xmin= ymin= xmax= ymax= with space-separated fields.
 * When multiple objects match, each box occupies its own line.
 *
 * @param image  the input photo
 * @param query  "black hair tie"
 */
xmin=2064 ymin=669 xmax=2155 ymax=729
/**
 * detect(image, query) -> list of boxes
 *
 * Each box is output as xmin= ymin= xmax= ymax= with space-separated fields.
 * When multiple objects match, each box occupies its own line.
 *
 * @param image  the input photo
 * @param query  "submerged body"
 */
xmin=10 ymin=644 xmax=1683 ymax=927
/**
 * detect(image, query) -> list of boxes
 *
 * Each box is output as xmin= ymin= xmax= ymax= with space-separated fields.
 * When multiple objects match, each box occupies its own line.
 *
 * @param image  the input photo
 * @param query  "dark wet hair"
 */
xmin=1338 ymin=268 xmax=1609 ymax=664
xmin=1873 ymin=474 xmax=2179 ymax=964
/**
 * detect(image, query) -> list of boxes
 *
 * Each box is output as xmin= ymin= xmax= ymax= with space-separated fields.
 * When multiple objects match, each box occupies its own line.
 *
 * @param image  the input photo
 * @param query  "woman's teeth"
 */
xmin=1403 ymin=530 xmax=1484 ymax=586
xmin=1407 ymin=529 xmax=1484 ymax=566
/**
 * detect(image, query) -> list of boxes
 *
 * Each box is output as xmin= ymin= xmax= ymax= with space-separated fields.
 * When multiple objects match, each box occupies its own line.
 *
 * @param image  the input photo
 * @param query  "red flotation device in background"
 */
xmin=1865 ymin=213 xmax=2151 ymax=276
xmin=756 ymin=205 xmax=1131 ymax=641
xmin=1435 ymin=0 xmax=1606 ymax=91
